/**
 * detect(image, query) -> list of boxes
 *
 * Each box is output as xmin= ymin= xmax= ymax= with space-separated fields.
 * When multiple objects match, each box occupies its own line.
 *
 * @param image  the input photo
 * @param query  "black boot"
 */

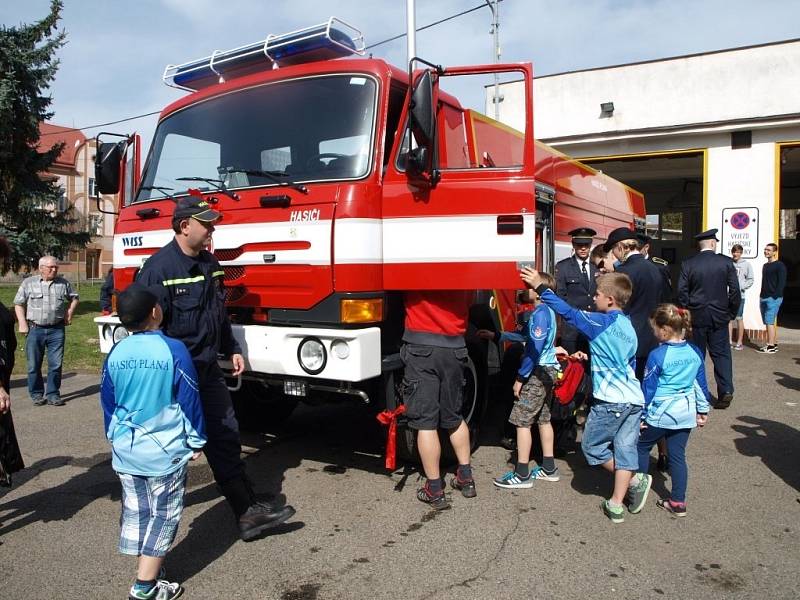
xmin=219 ymin=477 xmax=296 ymax=542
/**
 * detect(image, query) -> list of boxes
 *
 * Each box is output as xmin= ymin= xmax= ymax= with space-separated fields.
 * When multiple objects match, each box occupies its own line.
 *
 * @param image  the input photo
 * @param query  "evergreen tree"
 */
xmin=0 ymin=0 xmax=90 ymax=273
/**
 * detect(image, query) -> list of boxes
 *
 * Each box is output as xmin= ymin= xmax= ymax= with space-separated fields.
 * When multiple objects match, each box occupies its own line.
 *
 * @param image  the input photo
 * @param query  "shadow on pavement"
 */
xmin=0 ymin=453 xmax=118 ymax=535
xmin=773 ymin=371 xmax=800 ymax=392
xmin=731 ymin=415 xmax=800 ymax=493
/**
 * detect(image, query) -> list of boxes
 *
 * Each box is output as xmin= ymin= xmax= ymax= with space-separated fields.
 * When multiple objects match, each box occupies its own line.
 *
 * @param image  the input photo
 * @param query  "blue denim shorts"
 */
xmin=581 ymin=401 xmax=642 ymax=471
xmin=735 ymin=297 xmax=745 ymax=320
xmin=759 ymin=297 xmax=783 ymax=325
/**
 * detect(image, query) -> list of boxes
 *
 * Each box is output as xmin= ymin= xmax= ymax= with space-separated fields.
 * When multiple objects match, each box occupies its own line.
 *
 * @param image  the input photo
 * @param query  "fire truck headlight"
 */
xmin=298 ymin=337 xmax=326 ymax=374
xmin=331 ymin=339 xmax=350 ymax=360
xmin=102 ymin=324 xmax=114 ymax=343
xmin=112 ymin=325 xmax=129 ymax=344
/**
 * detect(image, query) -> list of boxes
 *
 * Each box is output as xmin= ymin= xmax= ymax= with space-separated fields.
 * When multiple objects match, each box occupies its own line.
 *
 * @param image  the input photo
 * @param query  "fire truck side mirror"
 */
xmin=95 ymin=141 xmax=125 ymax=194
xmin=409 ymin=70 xmax=434 ymax=147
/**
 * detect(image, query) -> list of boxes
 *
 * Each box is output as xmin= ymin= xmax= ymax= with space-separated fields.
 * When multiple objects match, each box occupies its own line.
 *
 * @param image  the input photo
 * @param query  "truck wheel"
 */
xmin=231 ymin=380 xmax=298 ymax=431
xmin=394 ymin=351 xmax=487 ymax=465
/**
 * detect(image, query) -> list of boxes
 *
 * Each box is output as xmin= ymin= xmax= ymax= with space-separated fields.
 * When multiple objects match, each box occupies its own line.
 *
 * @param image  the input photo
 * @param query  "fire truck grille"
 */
xmin=223 ymin=266 xmax=245 ymax=281
xmin=214 ymin=248 xmax=243 ymax=261
xmin=224 ymin=286 xmax=247 ymax=303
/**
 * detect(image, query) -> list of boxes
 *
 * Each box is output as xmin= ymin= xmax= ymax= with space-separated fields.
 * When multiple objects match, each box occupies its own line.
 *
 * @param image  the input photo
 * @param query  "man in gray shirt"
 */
xmin=14 ymin=256 xmax=79 ymax=406
xmin=728 ymin=244 xmax=754 ymax=350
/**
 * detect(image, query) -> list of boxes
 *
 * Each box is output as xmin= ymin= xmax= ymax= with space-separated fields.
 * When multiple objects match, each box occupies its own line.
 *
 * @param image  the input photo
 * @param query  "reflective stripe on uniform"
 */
xmin=211 ymin=270 xmax=224 ymax=278
xmin=162 ymin=275 xmax=206 ymax=286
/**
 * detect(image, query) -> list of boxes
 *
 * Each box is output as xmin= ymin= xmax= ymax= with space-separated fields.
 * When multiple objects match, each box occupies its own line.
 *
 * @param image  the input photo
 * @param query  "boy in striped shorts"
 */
xmin=101 ymin=284 xmax=206 ymax=600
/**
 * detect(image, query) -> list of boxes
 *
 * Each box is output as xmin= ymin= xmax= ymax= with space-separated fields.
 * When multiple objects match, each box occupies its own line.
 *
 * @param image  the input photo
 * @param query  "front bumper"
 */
xmin=95 ymin=317 xmax=382 ymax=383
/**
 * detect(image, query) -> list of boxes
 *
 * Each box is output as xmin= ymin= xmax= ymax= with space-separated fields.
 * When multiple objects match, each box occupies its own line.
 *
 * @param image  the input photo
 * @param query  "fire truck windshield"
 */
xmin=135 ymin=74 xmax=378 ymax=203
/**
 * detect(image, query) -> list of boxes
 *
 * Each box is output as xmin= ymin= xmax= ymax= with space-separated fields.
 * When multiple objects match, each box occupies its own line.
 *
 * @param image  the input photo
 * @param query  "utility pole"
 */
xmin=486 ymin=0 xmax=501 ymax=120
xmin=406 ymin=0 xmax=416 ymax=66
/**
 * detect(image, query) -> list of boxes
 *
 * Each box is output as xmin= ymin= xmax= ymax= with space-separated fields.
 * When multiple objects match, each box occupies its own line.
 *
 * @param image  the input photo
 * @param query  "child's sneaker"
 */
xmin=492 ymin=470 xmax=533 ymax=489
xmin=627 ymin=473 xmax=652 ymax=514
xmin=451 ymin=474 xmax=477 ymax=498
xmin=129 ymin=580 xmax=183 ymax=600
xmin=600 ymin=499 xmax=625 ymax=523
xmin=732 ymin=344 xmax=743 ymax=351
xmin=531 ymin=465 xmax=560 ymax=482
xmin=656 ymin=498 xmax=687 ymax=517
xmin=416 ymin=482 xmax=450 ymax=510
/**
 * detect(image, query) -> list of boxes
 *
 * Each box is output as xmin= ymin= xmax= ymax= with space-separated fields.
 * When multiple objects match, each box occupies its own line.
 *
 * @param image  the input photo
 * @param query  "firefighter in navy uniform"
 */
xmin=677 ymin=228 xmax=741 ymax=409
xmin=605 ymin=227 xmax=672 ymax=381
xmin=137 ymin=197 xmax=296 ymax=541
xmin=636 ymin=233 xmax=674 ymax=302
xmin=554 ymin=228 xmax=598 ymax=354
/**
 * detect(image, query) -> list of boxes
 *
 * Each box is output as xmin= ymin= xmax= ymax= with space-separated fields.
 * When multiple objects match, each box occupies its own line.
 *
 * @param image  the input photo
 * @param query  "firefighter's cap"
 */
xmin=173 ymin=197 xmax=222 ymax=224
xmin=694 ymin=228 xmax=719 ymax=241
xmin=568 ymin=227 xmax=596 ymax=245
xmin=602 ymin=227 xmax=637 ymax=253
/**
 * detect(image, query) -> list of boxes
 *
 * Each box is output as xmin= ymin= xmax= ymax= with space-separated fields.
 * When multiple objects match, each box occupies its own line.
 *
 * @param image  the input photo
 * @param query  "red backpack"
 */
xmin=554 ymin=358 xmax=586 ymax=405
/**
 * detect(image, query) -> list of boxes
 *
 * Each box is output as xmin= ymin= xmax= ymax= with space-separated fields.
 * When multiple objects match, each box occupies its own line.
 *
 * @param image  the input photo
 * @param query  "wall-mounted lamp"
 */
xmin=600 ymin=101 xmax=615 ymax=117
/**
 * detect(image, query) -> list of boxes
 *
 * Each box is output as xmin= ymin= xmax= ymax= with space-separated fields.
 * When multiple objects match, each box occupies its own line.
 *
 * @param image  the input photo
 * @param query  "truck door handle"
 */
xmin=497 ymin=215 xmax=524 ymax=235
xmin=136 ymin=208 xmax=160 ymax=219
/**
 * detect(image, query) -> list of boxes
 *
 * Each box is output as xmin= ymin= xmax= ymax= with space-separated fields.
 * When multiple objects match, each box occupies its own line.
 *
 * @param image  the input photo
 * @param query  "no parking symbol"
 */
xmin=721 ymin=207 xmax=758 ymax=258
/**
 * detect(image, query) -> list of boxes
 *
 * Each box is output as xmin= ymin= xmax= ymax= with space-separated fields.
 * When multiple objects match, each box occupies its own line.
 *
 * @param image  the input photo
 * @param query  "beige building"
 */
xmin=38 ymin=123 xmax=118 ymax=280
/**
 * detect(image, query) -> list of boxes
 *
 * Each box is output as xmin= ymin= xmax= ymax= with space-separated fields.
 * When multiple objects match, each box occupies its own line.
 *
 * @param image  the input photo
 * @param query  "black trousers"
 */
xmin=692 ymin=324 xmax=733 ymax=396
xmin=196 ymin=361 xmax=246 ymax=485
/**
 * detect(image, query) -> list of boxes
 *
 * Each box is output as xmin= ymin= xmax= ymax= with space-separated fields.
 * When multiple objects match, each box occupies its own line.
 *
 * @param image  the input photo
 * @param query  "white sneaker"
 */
xmin=531 ymin=466 xmax=560 ymax=482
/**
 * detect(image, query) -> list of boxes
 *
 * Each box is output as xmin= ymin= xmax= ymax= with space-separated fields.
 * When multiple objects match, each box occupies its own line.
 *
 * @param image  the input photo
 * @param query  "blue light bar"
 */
xmin=163 ymin=17 xmax=365 ymax=91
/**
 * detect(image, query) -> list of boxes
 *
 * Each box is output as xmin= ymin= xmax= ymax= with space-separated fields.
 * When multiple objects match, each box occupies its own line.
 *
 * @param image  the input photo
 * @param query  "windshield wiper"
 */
xmin=219 ymin=166 xmax=309 ymax=195
xmin=138 ymin=185 xmax=176 ymax=200
xmin=175 ymin=176 xmax=240 ymax=201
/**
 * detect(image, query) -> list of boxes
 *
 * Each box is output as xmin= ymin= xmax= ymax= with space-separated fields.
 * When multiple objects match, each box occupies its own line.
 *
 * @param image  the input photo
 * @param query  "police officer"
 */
xmin=677 ymin=228 xmax=741 ymax=409
xmin=604 ymin=227 xmax=671 ymax=381
xmin=137 ymin=197 xmax=295 ymax=541
xmin=636 ymin=233 xmax=673 ymax=302
xmin=555 ymin=228 xmax=598 ymax=354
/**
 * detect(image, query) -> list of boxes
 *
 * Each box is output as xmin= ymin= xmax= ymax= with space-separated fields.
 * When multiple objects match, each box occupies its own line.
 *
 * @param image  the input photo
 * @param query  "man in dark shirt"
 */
xmin=757 ymin=243 xmax=787 ymax=354
xmin=137 ymin=197 xmax=295 ymax=541
xmin=677 ymin=229 xmax=741 ymax=409
xmin=554 ymin=228 xmax=598 ymax=354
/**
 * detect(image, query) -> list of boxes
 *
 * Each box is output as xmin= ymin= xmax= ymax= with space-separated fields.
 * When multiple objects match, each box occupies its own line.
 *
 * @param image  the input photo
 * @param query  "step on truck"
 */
xmin=94 ymin=17 xmax=644 ymax=461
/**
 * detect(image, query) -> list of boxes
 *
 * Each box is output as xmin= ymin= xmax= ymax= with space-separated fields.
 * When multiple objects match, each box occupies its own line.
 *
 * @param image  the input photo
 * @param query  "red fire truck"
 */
xmin=95 ymin=18 xmax=644 ymax=455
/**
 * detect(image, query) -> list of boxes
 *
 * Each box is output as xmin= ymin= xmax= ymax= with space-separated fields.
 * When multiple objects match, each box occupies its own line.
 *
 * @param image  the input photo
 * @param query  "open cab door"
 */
xmin=382 ymin=62 xmax=536 ymax=290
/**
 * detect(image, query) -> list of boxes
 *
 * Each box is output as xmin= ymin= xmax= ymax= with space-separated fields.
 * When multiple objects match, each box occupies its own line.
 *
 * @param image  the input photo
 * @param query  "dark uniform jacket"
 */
xmin=677 ymin=250 xmax=741 ymax=328
xmin=649 ymin=256 xmax=674 ymax=303
xmin=137 ymin=239 xmax=241 ymax=365
xmin=616 ymin=253 xmax=670 ymax=359
xmin=555 ymin=255 xmax=597 ymax=342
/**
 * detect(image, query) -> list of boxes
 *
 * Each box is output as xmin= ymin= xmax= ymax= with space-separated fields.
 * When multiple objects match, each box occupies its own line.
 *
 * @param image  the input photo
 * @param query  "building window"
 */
xmin=57 ymin=193 xmax=68 ymax=213
xmin=646 ymin=212 xmax=684 ymax=240
xmin=89 ymin=177 xmax=97 ymax=197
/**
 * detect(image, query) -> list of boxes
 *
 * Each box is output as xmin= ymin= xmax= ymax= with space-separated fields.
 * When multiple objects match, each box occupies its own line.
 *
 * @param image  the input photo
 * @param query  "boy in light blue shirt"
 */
xmin=101 ymin=284 xmax=205 ymax=600
xmin=522 ymin=268 xmax=644 ymax=523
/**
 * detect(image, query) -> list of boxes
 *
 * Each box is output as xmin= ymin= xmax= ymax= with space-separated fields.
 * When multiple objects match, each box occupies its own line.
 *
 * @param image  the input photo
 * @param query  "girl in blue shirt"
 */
xmin=627 ymin=304 xmax=710 ymax=517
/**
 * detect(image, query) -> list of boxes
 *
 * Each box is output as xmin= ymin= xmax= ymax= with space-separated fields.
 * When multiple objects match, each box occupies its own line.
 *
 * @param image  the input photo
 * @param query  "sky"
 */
xmin=3 ymin=0 xmax=800 ymax=157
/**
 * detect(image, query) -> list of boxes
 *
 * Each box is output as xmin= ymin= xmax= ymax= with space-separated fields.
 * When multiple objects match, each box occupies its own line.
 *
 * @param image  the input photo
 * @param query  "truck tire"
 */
xmin=393 ymin=347 xmax=487 ymax=465
xmin=231 ymin=379 xmax=298 ymax=431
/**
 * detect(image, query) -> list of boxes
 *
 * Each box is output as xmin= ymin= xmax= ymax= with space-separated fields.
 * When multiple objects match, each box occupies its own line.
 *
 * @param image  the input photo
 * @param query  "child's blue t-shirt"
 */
xmin=538 ymin=288 xmax=644 ymax=406
xmin=517 ymin=303 xmax=559 ymax=380
xmin=100 ymin=330 xmax=206 ymax=476
xmin=641 ymin=340 xmax=711 ymax=429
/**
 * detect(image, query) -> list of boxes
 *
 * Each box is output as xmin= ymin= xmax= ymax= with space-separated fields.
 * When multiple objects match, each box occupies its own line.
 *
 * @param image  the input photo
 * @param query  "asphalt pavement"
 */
xmin=1 ymin=343 xmax=798 ymax=600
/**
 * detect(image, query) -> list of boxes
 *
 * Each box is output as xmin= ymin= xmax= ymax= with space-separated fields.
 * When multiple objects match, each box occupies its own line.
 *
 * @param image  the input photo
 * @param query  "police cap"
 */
xmin=568 ymin=227 xmax=597 ymax=245
xmin=602 ymin=227 xmax=637 ymax=253
xmin=172 ymin=197 xmax=222 ymax=225
xmin=694 ymin=228 xmax=719 ymax=241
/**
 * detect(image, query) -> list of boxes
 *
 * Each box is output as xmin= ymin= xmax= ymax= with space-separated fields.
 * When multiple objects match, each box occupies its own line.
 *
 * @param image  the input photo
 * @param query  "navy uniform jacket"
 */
xmin=650 ymin=256 xmax=674 ymax=303
xmin=617 ymin=253 xmax=670 ymax=359
xmin=555 ymin=255 xmax=597 ymax=341
xmin=677 ymin=250 xmax=741 ymax=328
xmin=136 ymin=238 xmax=241 ymax=365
